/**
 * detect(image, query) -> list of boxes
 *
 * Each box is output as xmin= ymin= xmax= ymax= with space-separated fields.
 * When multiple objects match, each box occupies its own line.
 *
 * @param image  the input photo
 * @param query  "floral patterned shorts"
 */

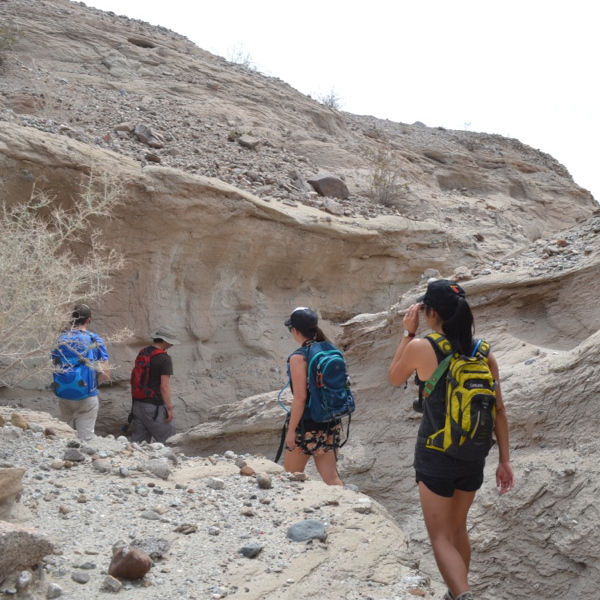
xmin=286 ymin=421 xmax=341 ymax=456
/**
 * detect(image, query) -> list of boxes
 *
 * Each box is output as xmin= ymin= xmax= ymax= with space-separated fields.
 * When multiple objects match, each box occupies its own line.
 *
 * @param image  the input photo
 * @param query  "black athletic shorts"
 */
xmin=415 ymin=468 xmax=484 ymax=498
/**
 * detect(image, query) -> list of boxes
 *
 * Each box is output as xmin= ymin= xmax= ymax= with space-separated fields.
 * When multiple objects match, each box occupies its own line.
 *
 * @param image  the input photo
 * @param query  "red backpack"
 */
xmin=130 ymin=347 xmax=166 ymax=400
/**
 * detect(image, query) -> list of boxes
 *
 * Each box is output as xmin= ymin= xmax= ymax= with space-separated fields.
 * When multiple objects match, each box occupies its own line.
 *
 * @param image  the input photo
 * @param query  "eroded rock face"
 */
xmin=0 ymin=4 xmax=599 ymax=598
xmin=0 ymin=0 xmax=596 ymax=440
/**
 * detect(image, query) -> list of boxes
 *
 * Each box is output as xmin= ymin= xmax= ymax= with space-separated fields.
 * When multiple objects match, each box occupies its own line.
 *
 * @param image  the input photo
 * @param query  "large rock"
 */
xmin=0 ymin=468 xmax=25 ymax=520
xmin=0 ymin=521 xmax=55 ymax=583
xmin=108 ymin=546 xmax=153 ymax=580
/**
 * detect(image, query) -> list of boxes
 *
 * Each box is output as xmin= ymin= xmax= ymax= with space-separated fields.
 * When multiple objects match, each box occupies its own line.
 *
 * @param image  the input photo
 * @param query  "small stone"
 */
xmin=353 ymin=498 xmax=373 ymax=514
xmin=46 ymin=583 xmax=63 ymax=598
xmin=101 ymin=575 xmax=122 ymax=593
xmin=237 ymin=135 xmax=260 ymax=150
xmin=92 ymin=458 xmax=111 ymax=473
xmin=256 ymin=474 xmax=272 ymax=489
xmin=238 ymin=542 xmax=263 ymax=558
xmin=71 ymin=571 xmax=90 ymax=584
xmin=64 ymin=448 xmax=85 ymax=462
xmin=286 ymin=520 xmax=327 ymax=542
xmin=16 ymin=570 xmax=33 ymax=590
xmin=206 ymin=477 xmax=225 ymax=490
xmin=146 ymin=459 xmax=172 ymax=480
xmin=239 ymin=465 xmax=255 ymax=477
xmin=10 ymin=414 xmax=28 ymax=430
xmin=131 ymin=537 xmax=171 ymax=560
xmin=174 ymin=523 xmax=197 ymax=535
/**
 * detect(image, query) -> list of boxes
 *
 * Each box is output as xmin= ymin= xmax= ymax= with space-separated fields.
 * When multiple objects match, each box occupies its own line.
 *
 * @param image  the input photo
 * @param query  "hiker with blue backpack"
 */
xmin=51 ymin=304 xmax=110 ymax=440
xmin=278 ymin=307 xmax=355 ymax=486
xmin=388 ymin=280 xmax=515 ymax=600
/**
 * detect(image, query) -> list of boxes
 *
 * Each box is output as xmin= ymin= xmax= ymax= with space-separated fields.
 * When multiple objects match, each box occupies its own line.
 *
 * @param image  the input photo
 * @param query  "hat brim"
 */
xmin=151 ymin=333 xmax=180 ymax=345
xmin=284 ymin=318 xmax=292 ymax=327
xmin=417 ymin=293 xmax=426 ymax=303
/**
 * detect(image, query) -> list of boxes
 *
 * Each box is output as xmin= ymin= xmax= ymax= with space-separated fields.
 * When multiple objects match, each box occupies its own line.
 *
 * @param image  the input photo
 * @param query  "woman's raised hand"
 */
xmin=402 ymin=303 xmax=421 ymax=335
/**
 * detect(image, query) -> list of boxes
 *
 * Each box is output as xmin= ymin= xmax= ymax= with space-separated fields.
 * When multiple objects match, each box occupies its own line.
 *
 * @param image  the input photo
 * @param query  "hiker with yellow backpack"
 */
xmin=388 ymin=280 xmax=515 ymax=600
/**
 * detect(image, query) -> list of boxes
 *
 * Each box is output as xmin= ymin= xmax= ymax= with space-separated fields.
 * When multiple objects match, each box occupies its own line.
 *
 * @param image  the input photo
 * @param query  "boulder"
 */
xmin=0 ymin=521 xmax=55 ymax=583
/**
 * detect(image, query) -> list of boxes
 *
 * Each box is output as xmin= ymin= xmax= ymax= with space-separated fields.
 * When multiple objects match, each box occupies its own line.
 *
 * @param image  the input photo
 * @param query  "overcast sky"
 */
xmin=84 ymin=0 xmax=598 ymax=201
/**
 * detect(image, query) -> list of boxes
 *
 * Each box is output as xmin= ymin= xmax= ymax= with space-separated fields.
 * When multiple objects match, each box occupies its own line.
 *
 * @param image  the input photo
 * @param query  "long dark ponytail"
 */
xmin=441 ymin=297 xmax=474 ymax=355
xmin=297 ymin=324 xmax=329 ymax=343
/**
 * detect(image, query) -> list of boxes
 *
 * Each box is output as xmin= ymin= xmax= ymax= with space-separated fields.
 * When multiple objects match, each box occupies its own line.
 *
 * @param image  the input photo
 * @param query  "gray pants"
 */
xmin=131 ymin=401 xmax=175 ymax=444
xmin=59 ymin=396 xmax=99 ymax=440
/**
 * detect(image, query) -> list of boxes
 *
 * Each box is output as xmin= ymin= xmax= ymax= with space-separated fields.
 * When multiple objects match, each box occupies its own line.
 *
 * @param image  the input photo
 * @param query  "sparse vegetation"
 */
xmin=0 ymin=18 xmax=22 ymax=66
xmin=226 ymin=44 xmax=257 ymax=71
xmin=316 ymin=88 xmax=343 ymax=110
xmin=0 ymin=173 xmax=127 ymax=387
xmin=361 ymin=145 xmax=410 ymax=207
xmin=0 ymin=18 xmax=21 ymax=52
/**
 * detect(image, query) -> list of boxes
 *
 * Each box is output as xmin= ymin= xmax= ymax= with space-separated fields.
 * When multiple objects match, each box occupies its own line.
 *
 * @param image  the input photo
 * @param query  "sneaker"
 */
xmin=456 ymin=593 xmax=474 ymax=600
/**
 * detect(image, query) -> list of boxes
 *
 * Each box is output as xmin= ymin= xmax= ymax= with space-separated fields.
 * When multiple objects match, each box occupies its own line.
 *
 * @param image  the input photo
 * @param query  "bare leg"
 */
xmin=418 ymin=482 xmax=476 ymax=598
xmin=284 ymin=449 xmax=311 ymax=474
xmin=313 ymin=451 xmax=343 ymax=486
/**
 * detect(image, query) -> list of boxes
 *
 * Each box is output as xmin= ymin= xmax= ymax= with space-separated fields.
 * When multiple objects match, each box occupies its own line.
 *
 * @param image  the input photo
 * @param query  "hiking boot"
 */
xmin=455 ymin=593 xmax=474 ymax=600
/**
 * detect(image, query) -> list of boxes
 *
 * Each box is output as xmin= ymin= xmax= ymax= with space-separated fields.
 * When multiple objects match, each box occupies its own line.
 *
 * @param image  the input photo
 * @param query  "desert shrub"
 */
xmin=317 ymin=88 xmax=343 ymax=110
xmin=226 ymin=44 xmax=257 ymax=71
xmin=361 ymin=145 xmax=410 ymax=207
xmin=0 ymin=173 xmax=127 ymax=387
xmin=0 ymin=18 xmax=22 ymax=53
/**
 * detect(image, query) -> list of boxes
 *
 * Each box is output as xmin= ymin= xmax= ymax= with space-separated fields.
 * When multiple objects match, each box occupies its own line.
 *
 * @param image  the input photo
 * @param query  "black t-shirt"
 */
xmin=145 ymin=347 xmax=173 ymax=402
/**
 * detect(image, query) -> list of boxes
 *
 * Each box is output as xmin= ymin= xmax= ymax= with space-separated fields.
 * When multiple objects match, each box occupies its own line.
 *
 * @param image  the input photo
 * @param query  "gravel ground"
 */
xmin=0 ymin=409 xmax=443 ymax=600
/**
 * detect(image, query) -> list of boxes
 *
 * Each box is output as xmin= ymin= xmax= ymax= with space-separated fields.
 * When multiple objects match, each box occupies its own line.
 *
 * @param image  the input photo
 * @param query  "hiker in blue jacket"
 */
xmin=283 ymin=307 xmax=343 ymax=486
xmin=388 ymin=280 xmax=515 ymax=600
xmin=52 ymin=304 xmax=110 ymax=440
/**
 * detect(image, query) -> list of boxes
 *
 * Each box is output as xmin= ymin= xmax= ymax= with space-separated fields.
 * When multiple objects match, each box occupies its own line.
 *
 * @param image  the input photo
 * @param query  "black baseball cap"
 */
xmin=284 ymin=307 xmax=318 ymax=331
xmin=72 ymin=304 xmax=92 ymax=320
xmin=418 ymin=279 xmax=466 ymax=319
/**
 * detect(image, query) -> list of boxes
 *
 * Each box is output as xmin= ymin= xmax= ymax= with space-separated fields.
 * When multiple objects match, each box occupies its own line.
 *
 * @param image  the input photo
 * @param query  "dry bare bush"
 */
xmin=361 ymin=144 xmax=410 ymax=207
xmin=0 ymin=173 xmax=127 ymax=387
xmin=316 ymin=88 xmax=343 ymax=110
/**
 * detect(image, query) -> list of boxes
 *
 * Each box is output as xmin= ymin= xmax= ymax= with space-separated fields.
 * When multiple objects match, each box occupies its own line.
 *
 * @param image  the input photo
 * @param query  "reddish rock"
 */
xmin=108 ymin=546 xmax=152 ymax=580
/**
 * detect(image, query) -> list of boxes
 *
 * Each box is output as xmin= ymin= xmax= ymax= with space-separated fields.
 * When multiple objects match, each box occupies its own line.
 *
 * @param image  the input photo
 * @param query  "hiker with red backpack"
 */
xmin=129 ymin=325 xmax=179 ymax=444
xmin=388 ymin=280 xmax=515 ymax=600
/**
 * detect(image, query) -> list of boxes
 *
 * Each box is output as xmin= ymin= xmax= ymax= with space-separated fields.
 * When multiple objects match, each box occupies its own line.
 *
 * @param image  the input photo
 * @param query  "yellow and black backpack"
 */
xmin=421 ymin=333 xmax=497 ymax=461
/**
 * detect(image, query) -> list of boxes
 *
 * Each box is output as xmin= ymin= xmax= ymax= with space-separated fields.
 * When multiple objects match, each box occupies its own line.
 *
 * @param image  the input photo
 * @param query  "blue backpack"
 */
xmin=51 ymin=331 xmax=100 ymax=400
xmin=274 ymin=340 xmax=355 ymax=463
xmin=305 ymin=341 xmax=355 ymax=422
